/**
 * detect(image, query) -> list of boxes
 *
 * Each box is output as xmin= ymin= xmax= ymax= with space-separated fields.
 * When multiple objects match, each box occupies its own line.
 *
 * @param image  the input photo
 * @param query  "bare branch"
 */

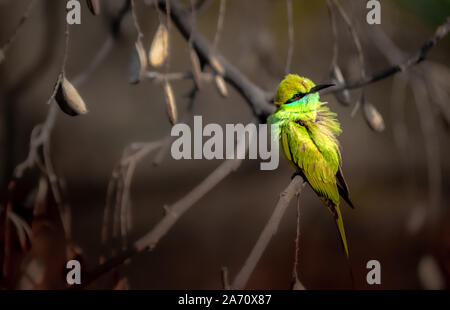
xmin=411 ymin=76 xmax=442 ymax=226
xmin=329 ymin=0 xmax=367 ymax=116
xmin=212 ymin=0 xmax=226 ymax=53
xmin=291 ymin=185 xmax=306 ymax=290
xmin=370 ymin=24 xmax=446 ymax=228
xmin=191 ymin=0 xmax=215 ymax=15
xmin=13 ymin=1 xmax=130 ymax=180
xmin=323 ymin=17 xmax=450 ymax=95
xmin=231 ymin=176 xmax=304 ymax=290
xmin=326 ymin=0 xmax=339 ymax=68
xmin=154 ymin=0 xmax=273 ymax=120
xmin=130 ymin=0 xmax=144 ymax=41
xmin=284 ymin=0 xmax=294 ymax=75
xmin=0 ymin=0 xmax=36 ymax=63
xmin=331 ymin=0 xmax=366 ymax=76
xmin=84 ymin=120 xmax=256 ymax=288
xmin=134 ymin=128 xmax=254 ymax=252
xmin=154 ymin=1 xmax=449 ymax=120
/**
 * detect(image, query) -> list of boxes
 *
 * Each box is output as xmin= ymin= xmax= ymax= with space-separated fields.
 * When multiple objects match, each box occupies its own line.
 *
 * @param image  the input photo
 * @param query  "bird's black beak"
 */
xmin=309 ymin=83 xmax=335 ymax=94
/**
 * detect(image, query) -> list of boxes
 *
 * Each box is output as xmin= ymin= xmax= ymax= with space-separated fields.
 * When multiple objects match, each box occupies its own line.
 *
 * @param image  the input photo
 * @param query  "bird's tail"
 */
xmin=327 ymin=202 xmax=349 ymax=259
xmin=324 ymin=199 xmax=354 ymax=288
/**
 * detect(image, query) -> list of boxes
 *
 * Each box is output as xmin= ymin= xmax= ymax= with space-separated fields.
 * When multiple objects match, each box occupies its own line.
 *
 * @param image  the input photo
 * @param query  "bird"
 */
xmin=268 ymin=74 xmax=354 ymax=259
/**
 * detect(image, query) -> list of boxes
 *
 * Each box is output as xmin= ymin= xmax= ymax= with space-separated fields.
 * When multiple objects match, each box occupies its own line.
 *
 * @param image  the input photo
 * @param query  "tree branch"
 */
xmin=82 ymin=120 xmax=256 ymax=288
xmin=155 ymin=0 xmax=274 ymax=120
xmin=323 ymin=17 xmax=450 ymax=95
xmin=155 ymin=1 xmax=450 ymax=122
xmin=231 ymin=176 xmax=304 ymax=290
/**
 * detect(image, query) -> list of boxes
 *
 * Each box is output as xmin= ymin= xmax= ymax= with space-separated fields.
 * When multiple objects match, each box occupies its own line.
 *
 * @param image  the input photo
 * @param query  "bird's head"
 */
xmin=274 ymin=74 xmax=333 ymax=107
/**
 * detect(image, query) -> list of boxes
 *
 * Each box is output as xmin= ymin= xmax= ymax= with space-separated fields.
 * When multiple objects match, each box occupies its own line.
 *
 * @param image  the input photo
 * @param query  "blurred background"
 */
xmin=0 ymin=0 xmax=449 ymax=290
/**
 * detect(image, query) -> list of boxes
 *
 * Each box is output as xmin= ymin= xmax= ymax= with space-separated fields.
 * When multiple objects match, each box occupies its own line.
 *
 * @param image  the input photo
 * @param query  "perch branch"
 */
xmin=291 ymin=185 xmax=306 ymax=290
xmin=231 ymin=176 xmax=304 ymax=290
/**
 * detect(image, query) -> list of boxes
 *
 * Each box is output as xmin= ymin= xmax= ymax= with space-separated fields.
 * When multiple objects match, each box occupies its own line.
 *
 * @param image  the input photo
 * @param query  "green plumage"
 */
xmin=268 ymin=74 xmax=353 ymax=258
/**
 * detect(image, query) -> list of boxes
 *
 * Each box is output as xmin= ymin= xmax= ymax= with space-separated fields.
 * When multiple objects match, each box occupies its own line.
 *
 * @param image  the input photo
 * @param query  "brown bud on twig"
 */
xmin=149 ymin=24 xmax=169 ymax=67
xmin=128 ymin=40 xmax=147 ymax=84
xmin=86 ymin=0 xmax=101 ymax=16
xmin=214 ymin=74 xmax=228 ymax=98
xmin=189 ymin=48 xmax=202 ymax=89
xmin=163 ymin=81 xmax=177 ymax=125
xmin=331 ymin=65 xmax=350 ymax=106
xmin=363 ymin=101 xmax=385 ymax=132
xmin=55 ymin=77 xmax=88 ymax=116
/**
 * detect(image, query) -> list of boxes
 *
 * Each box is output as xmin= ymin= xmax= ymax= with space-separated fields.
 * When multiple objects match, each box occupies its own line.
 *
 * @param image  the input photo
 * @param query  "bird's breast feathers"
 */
xmin=270 ymin=104 xmax=342 ymax=176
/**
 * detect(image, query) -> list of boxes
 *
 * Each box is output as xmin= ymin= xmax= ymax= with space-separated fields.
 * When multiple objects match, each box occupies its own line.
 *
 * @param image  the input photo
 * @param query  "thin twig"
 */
xmin=14 ymin=2 xmax=130 ymax=180
xmin=221 ymin=266 xmax=230 ymax=290
xmin=134 ymin=125 xmax=255 ymax=252
xmin=155 ymin=0 xmax=273 ymax=120
xmin=145 ymin=70 xmax=214 ymax=83
xmin=0 ymin=0 xmax=36 ymax=60
xmin=165 ymin=0 xmax=172 ymax=73
xmin=212 ymin=0 xmax=226 ymax=53
xmin=326 ymin=0 xmax=338 ymax=68
xmin=330 ymin=0 xmax=366 ymax=116
xmin=284 ymin=0 xmax=294 ymax=75
xmin=192 ymin=0 xmax=215 ymax=15
xmin=231 ymin=176 xmax=304 ymax=290
xmin=411 ymin=75 xmax=442 ymax=226
xmin=156 ymin=1 xmax=449 ymax=121
xmin=83 ymin=119 xmax=255 ymax=288
xmin=370 ymin=24 xmax=445 ymax=230
xmin=130 ymin=0 xmax=144 ymax=41
xmin=102 ymin=88 xmax=199 ymax=257
xmin=291 ymin=185 xmax=306 ymax=289
xmin=331 ymin=0 xmax=365 ymax=76
xmin=323 ymin=17 xmax=450 ymax=96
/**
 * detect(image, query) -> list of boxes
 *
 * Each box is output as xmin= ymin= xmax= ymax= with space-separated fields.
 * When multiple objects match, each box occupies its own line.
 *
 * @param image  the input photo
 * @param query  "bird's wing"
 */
xmin=282 ymin=121 xmax=339 ymax=205
xmin=336 ymin=165 xmax=349 ymax=196
xmin=336 ymin=165 xmax=355 ymax=209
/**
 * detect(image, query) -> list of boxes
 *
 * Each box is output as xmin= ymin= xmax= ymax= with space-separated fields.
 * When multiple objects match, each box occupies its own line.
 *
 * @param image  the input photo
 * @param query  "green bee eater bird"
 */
xmin=268 ymin=74 xmax=354 ymax=258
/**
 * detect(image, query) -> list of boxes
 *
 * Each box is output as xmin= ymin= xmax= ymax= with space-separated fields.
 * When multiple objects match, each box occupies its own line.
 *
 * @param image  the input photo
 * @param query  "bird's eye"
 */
xmin=285 ymin=92 xmax=305 ymax=104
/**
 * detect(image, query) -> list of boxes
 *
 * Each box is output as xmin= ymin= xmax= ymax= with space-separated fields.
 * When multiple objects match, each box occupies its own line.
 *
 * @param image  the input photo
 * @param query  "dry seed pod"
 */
xmin=149 ymin=24 xmax=169 ymax=67
xmin=331 ymin=65 xmax=350 ymax=106
xmin=214 ymin=74 xmax=228 ymax=98
xmin=86 ymin=0 xmax=101 ymax=15
xmin=55 ymin=77 xmax=88 ymax=116
xmin=363 ymin=101 xmax=385 ymax=132
xmin=189 ymin=48 xmax=202 ymax=89
xmin=210 ymin=55 xmax=225 ymax=75
xmin=163 ymin=81 xmax=177 ymax=125
xmin=128 ymin=40 xmax=147 ymax=84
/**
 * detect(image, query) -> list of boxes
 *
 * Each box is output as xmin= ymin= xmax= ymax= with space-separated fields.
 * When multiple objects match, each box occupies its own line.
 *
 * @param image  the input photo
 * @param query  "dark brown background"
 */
xmin=0 ymin=0 xmax=449 ymax=289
